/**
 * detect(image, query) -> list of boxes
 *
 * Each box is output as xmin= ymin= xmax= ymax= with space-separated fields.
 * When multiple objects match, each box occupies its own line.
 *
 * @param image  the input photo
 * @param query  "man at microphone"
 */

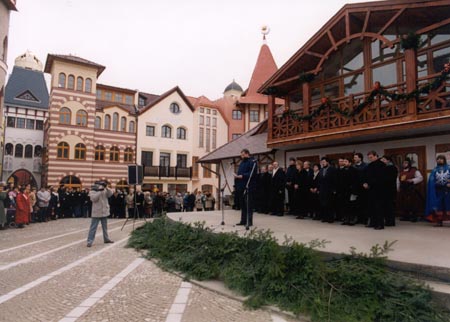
xmin=234 ymin=149 xmax=258 ymax=227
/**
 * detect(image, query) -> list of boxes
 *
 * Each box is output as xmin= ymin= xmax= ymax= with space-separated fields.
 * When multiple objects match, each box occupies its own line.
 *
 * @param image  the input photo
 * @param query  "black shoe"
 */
xmin=104 ymin=240 xmax=114 ymax=244
xmin=341 ymin=222 xmax=348 ymax=225
xmin=236 ymin=223 xmax=245 ymax=226
xmin=87 ymin=243 xmax=92 ymax=247
xmin=365 ymin=225 xmax=374 ymax=228
xmin=385 ymin=223 xmax=395 ymax=227
xmin=276 ymin=214 xmax=284 ymax=217
xmin=296 ymin=216 xmax=304 ymax=219
xmin=374 ymin=226 xmax=384 ymax=230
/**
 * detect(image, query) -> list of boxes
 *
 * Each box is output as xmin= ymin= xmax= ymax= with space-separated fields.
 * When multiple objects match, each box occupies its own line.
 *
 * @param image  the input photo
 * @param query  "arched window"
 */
xmin=161 ymin=125 xmax=172 ymax=138
xmin=59 ymin=107 xmax=71 ymax=124
xmin=5 ymin=143 xmax=13 ymax=155
xmin=58 ymin=73 xmax=66 ymax=88
xmin=177 ymin=127 xmax=186 ymax=140
xmin=24 ymin=145 xmax=33 ymax=158
xmin=112 ymin=112 xmax=119 ymax=131
xmin=170 ymin=102 xmax=180 ymax=114
xmin=129 ymin=120 xmax=135 ymax=133
xmin=76 ymin=77 xmax=83 ymax=91
xmin=124 ymin=148 xmax=133 ymax=163
xmin=34 ymin=145 xmax=42 ymax=157
xmin=74 ymin=143 xmax=86 ymax=160
xmin=120 ymin=117 xmax=126 ymax=132
xmin=76 ymin=110 xmax=88 ymax=126
xmin=67 ymin=75 xmax=75 ymax=90
xmin=104 ymin=115 xmax=111 ymax=130
xmin=109 ymin=146 xmax=119 ymax=162
xmin=85 ymin=78 xmax=92 ymax=93
xmin=15 ymin=144 xmax=23 ymax=158
xmin=95 ymin=145 xmax=105 ymax=161
xmin=94 ymin=116 xmax=101 ymax=129
xmin=57 ymin=142 xmax=69 ymax=159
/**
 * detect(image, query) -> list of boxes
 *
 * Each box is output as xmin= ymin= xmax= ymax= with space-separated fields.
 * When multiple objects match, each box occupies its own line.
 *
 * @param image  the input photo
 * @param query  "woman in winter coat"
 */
xmin=15 ymin=186 xmax=29 ymax=228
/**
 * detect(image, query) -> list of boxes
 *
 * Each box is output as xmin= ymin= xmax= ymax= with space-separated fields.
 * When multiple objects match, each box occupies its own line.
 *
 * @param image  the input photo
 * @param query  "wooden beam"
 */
xmin=305 ymin=51 xmax=325 ymax=59
xmin=376 ymin=8 xmax=405 ymax=37
xmin=361 ymin=10 xmax=370 ymax=37
xmin=416 ymin=17 xmax=450 ymax=35
xmin=327 ymin=30 xmax=338 ymax=51
xmin=345 ymin=11 xmax=350 ymax=42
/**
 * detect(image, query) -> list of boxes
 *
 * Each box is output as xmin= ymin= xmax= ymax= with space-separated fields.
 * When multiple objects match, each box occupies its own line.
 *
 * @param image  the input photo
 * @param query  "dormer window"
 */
xmin=170 ymin=102 xmax=180 ymax=114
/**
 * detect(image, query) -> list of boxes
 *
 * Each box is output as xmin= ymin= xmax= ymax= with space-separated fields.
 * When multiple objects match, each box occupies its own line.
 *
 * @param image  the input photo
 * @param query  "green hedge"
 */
xmin=128 ymin=218 xmax=449 ymax=322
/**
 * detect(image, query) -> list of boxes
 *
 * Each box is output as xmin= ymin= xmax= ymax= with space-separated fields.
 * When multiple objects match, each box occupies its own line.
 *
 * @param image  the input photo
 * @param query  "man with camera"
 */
xmin=87 ymin=181 xmax=114 ymax=247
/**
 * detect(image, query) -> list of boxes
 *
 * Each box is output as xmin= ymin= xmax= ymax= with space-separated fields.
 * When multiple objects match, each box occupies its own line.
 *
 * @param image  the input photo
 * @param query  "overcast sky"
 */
xmin=7 ymin=0 xmax=378 ymax=99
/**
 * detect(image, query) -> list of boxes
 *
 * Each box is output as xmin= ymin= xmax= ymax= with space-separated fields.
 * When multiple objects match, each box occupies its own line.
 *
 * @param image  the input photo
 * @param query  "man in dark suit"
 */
xmin=318 ymin=157 xmax=337 ymax=223
xmin=364 ymin=151 xmax=387 ymax=230
xmin=285 ymin=158 xmax=298 ymax=214
xmin=270 ymin=161 xmax=286 ymax=217
xmin=380 ymin=155 xmax=398 ymax=227
xmin=234 ymin=149 xmax=258 ymax=227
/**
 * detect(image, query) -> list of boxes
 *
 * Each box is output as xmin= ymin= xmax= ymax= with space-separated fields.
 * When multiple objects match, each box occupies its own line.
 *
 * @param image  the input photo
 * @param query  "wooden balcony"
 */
xmin=143 ymin=166 xmax=192 ymax=180
xmin=269 ymin=75 xmax=450 ymax=147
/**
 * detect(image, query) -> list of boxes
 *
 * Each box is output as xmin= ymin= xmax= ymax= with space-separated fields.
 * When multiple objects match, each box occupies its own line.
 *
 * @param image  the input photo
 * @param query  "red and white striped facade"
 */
xmin=43 ymin=55 xmax=137 ymax=189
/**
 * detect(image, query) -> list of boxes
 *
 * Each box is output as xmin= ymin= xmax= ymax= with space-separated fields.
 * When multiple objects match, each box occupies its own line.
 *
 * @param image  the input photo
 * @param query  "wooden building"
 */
xmin=259 ymin=0 xmax=450 ymax=206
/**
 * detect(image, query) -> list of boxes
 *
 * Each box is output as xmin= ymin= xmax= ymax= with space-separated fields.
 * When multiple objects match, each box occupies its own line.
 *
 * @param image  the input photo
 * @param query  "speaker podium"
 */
xmin=128 ymin=165 xmax=143 ymax=185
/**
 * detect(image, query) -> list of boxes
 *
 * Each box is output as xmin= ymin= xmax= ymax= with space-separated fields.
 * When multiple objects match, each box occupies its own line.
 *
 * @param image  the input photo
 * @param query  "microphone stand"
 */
xmin=244 ymin=160 xmax=257 ymax=231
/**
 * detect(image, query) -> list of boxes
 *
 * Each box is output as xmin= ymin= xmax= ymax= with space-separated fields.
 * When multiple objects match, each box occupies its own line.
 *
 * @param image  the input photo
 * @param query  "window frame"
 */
xmin=161 ymin=125 xmax=172 ymax=138
xmin=57 ymin=142 xmax=69 ymax=159
xmin=95 ymin=145 xmax=105 ymax=161
xmin=74 ymin=143 xmax=86 ymax=160
xmin=59 ymin=107 xmax=71 ymax=125
xmin=177 ymin=127 xmax=186 ymax=140
xmin=109 ymin=146 xmax=120 ymax=162
xmin=76 ymin=110 xmax=88 ymax=127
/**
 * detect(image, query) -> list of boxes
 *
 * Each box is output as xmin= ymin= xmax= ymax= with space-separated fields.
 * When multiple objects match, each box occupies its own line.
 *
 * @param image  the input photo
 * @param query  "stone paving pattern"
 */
xmin=0 ymin=218 xmax=302 ymax=322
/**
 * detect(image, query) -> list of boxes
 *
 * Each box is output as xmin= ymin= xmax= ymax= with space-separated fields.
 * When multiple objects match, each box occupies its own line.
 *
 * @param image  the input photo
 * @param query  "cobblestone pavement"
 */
xmin=0 ymin=218 xmax=303 ymax=322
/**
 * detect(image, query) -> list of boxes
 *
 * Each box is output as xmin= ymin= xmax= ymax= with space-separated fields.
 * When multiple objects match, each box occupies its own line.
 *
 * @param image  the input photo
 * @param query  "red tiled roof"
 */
xmin=139 ymin=92 xmax=160 ymax=106
xmin=97 ymin=83 xmax=137 ymax=94
xmin=239 ymin=44 xmax=278 ymax=104
xmin=44 ymin=54 xmax=106 ymax=76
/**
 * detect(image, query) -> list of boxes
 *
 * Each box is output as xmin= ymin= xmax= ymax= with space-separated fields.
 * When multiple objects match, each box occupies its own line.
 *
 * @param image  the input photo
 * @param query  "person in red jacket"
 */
xmin=15 ymin=186 xmax=29 ymax=228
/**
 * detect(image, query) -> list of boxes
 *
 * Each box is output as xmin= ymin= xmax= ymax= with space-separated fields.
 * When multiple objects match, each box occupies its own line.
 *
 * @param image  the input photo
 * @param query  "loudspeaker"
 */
xmin=128 ymin=165 xmax=143 ymax=185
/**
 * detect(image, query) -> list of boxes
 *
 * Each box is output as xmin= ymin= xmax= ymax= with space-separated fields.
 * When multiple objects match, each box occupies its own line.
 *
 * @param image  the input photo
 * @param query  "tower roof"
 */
xmin=239 ymin=42 xmax=278 ymax=104
xmin=224 ymin=80 xmax=243 ymax=93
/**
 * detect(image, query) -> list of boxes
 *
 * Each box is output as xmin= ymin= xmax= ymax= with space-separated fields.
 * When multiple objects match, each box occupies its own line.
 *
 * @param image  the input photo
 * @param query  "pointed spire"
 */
xmin=261 ymin=25 xmax=270 ymax=44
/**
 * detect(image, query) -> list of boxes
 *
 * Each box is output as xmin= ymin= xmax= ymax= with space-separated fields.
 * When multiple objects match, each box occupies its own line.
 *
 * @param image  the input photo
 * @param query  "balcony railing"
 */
xmin=271 ymin=77 xmax=450 ymax=141
xmin=143 ymin=166 xmax=192 ymax=179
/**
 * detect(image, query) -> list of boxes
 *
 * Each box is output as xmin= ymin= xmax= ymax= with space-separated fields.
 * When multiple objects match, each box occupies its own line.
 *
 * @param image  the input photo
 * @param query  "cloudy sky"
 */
xmin=7 ymin=0 xmax=378 ymax=98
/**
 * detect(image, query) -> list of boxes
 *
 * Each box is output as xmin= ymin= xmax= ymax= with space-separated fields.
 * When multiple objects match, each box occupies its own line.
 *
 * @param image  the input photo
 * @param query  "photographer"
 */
xmin=86 ymin=181 xmax=114 ymax=247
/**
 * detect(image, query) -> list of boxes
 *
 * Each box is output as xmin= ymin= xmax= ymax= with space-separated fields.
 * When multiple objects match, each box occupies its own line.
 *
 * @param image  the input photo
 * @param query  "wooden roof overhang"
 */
xmin=259 ymin=0 xmax=450 ymax=96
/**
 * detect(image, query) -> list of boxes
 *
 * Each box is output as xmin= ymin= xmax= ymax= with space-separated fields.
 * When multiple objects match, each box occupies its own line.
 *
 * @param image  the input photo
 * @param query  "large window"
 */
xmin=95 ymin=145 xmax=105 ymax=161
xmin=7 ymin=117 xmax=15 ymax=127
xmin=212 ymin=118 xmax=217 ymax=127
xmin=129 ymin=121 xmax=135 ymax=133
xmin=104 ymin=115 xmax=111 ymax=130
xmin=85 ymin=78 xmax=92 ymax=93
xmin=5 ymin=143 xmax=13 ymax=155
xmin=161 ymin=125 xmax=172 ymax=138
xmin=112 ymin=112 xmax=119 ymax=131
xmin=57 ymin=142 xmax=69 ymax=159
xmin=141 ymin=151 xmax=153 ymax=167
xmin=125 ymin=95 xmax=133 ymax=105
xmin=26 ymin=119 xmax=35 ymax=129
xmin=58 ymin=73 xmax=66 ymax=88
xmin=16 ymin=118 xmax=25 ymax=128
xmin=67 ymin=75 xmax=75 ymax=90
xmin=115 ymin=93 xmax=122 ymax=103
xmin=15 ymin=144 xmax=23 ymax=158
xmin=206 ymin=116 xmax=210 ymax=126
xmin=76 ymin=110 xmax=88 ymax=126
xmin=109 ymin=146 xmax=120 ymax=162
xmin=177 ymin=127 xmax=186 ymax=140
xmin=177 ymin=154 xmax=187 ymax=168
xmin=95 ymin=117 xmax=101 ymax=129
xmin=232 ymin=110 xmax=242 ymax=120
xmin=105 ymin=92 xmax=112 ymax=101
xmin=146 ymin=125 xmax=155 ymax=136
xmin=250 ymin=110 xmax=259 ymax=122
xmin=59 ymin=107 xmax=71 ymax=124
xmin=124 ymin=148 xmax=133 ymax=163
xmin=36 ymin=120 xmax=44 ymax=130
xmin=74 ymin=143 xmax=86 ymax=160
xmin=212 ymin=129 xmax=217 ymax=149
xmin=76 ymin=77 xmax=83 ymax=91
xmin=199 ymin=127 xmax=204 ymax=147
xmin=34 ymin=145 xmax=42 ymax=157
xmin=199 ymin=115 xmax=204 ymax=125
xmin=121 ymin=117 xmax=126 ymax=132
xmin=205 ymin=128 xmax=210 ymax=152
xmin=24 ymin=145 xmax=33 ymax=158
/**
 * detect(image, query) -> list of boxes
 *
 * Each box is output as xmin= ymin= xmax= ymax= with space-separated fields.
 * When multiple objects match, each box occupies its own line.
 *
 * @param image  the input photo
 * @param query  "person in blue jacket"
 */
xmin=234 ymin=149 xmax=258 ymax=227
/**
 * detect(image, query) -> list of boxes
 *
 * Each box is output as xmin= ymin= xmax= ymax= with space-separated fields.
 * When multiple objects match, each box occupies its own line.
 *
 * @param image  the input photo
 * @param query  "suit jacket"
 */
xmin=318 ymin=166 xmax=337 ymax=196
xmin=271 ymin=168 xmax=286 ymax=194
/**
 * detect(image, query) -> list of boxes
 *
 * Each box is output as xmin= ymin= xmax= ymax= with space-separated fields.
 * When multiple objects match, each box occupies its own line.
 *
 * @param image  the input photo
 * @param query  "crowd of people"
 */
xmin=234 ymin=150 xmax=448 ymax=230
xmin=0 ymin=182 xmax=216 ymax=230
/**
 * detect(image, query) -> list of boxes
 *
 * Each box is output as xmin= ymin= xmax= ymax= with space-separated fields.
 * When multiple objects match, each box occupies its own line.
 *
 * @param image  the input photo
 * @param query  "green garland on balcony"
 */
xmin=281 ymin=62 xmax=450 ymax=121
xmin=400 ymin=32 xmax=422 ymax=51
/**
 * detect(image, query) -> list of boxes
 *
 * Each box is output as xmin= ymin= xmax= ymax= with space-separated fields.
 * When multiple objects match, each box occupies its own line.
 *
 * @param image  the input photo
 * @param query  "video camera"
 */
xmin=91 ymin=180 xmax=108 ymax=191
